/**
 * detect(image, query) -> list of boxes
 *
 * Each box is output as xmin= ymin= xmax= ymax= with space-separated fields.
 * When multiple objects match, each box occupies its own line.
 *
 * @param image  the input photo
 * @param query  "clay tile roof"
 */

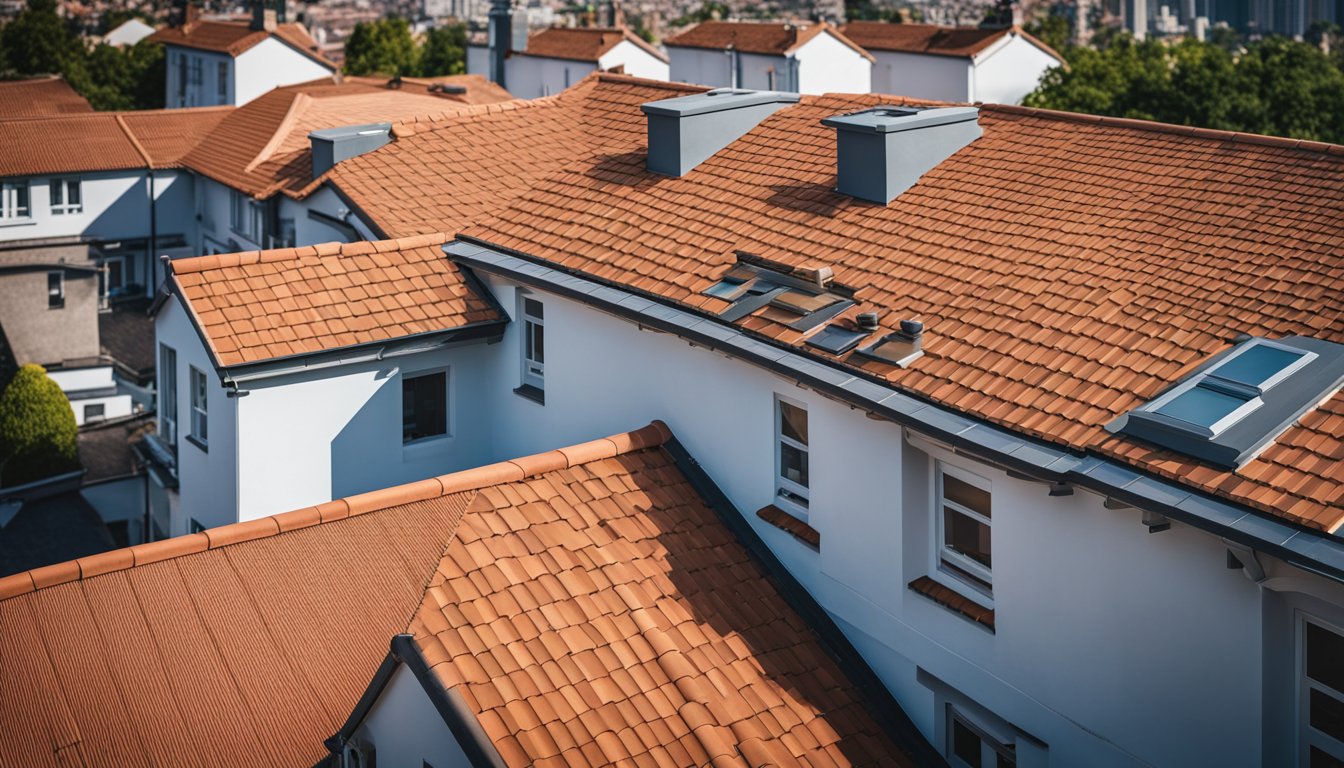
xmin=0 ymin=107 xmax=230 ymax=177
xmin=664 ymin=20 xmax=873 ymax=61
xmin=148 ymin=19 xmax=336 ymax=69
xmin=840 ymin=22 xmax=1066 ymax=63
xmin=116 ymin=107 xmax=233 ymax=167
xmin=520 ymin=26 xmax=668 ymax=64
xmin=457 ymin=94 xmax=1344 ymax=533
xmin=0 ymin=423 xmax=923 ymax=766
xmin=328 ymin=73 xmax=707 ymax=238
xmin=170 ymin=232 xmax=502 ymax=367
xmin=0 ymin=75 xmax=92 ymax=118
xmin=180 ymin=77 xmax=513 ymax=198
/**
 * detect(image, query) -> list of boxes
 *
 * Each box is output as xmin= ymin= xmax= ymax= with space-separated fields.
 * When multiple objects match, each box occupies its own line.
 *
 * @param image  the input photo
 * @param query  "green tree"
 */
xmin=417 ymin=23 xmax=467 ymax=77
xmin=0 ymin=0 xmax=85 ymax=78
xmin=79 ymin=41 xmax=166 ymax=110
xmin=343 ymin=17 xmax=419 ymax=76
xmin=1024 ymin=10 xmax=1071 ymax=52
xmin=0 ymin=364 xmax=78 ymax=488
xmin=672 ymin=2 xmax=729 ymax=26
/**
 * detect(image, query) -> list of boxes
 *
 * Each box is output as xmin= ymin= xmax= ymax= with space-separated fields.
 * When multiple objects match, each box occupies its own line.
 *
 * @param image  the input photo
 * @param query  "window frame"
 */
xmin=1298 ymin=612 xmax=1344 ymax=766
xmin=519 ymin=295 xmax=545 ymax=394
xmin=1 ymin=181 xmax=30 ymax=220
xmin=229 ymin=190 xmax=263 ymax=242
xmin=934 ymin=461 xmax=993 ymax=599
xmin=49 ymin=177 xmax=81 ymax=215
xmin=47 ymin=271 xmax=64 ymax=309
xmin=216 ymin=60 xmax=228 ymax=100
xmin=401 ymin=368 xmax=451 ymax=446
xmin=774 ymin=394 xmax=810 ymax=517
xmin=947 ymin=704 xmax=1017 ymax=768
xmin=159 ymin=344 xmax=178 ymax=451
xmin=188 ymin=365 xmax=207 ymax=450
xmin=83 ymin=403 xmax=105 ymax=423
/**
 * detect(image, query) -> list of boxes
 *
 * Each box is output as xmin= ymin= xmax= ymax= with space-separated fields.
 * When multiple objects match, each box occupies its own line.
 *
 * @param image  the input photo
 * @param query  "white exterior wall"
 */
xmin=505 ymin=55 xmax=598 ymax=99
xmin=466 ymin=44 xmax=489 ymax=78
xmin=596 ymin=40 xmax=669 ymax=81
xmin=668 ymin=46 xmax=734 ymax=88
xmin=352 ymin=664 xmax=473 ymax=767
xmin=232 ymin=38 xmax=334 ymax=107
xmin=870 ymin=50 xmax=973 ymax=102
xmin=970 ymin=36 xmax=1062 ymax=105
xmin=82 ymin=475 xmax=147 ymax=544
xmin=155 ymin=296 xmax=238 ymax=533
xmin=282 ymin=186 xmax=357 ymax=247
xmin=793 ymin=33 xmax=871 ymax=95
xmin=232 ymin=341 xmax=499 ymax=519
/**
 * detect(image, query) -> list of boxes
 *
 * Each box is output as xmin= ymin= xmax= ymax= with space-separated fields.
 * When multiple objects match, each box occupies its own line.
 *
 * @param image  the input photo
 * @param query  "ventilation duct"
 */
xmin=641 ymin=89 xmax=800 ymax=177
xmin=309 ymin=123 xmax=393 ymax=179
xmin=821 ymin=106 xmax=981 ymax=204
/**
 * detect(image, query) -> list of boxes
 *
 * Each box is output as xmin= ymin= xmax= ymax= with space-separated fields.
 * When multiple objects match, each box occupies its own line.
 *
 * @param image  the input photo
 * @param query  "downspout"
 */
xmin=148 ymin=170 xmax=158 ymax=294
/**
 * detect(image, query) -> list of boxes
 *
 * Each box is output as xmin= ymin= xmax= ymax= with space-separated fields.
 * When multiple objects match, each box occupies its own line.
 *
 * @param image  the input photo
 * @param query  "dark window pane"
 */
xmin=67 ymin=181 xmax=79 ymax=207
xmin=1216 ymin=344 xmax=1303 ymax=388
xmin=997 ymin=748 xmax=1017 ymax=768
xmin=1155 ymin=385 xmax=1248 ymax=428
xmin=533 ymin=323 xmax=544 ymax=364
xmin=944 ymin=507 xmax=991 ymax=568
xmin=1313 ymin=688 xmax=1344 ymax=744
xmin=1312 ymin=746 xmax=1344 ymax=768
xmin=524 ymin=298 xmax=542 ymax=319
xmin=779 ymin=401 xmax=808 ymax=444
xmin=952 ymin=717 xmax=981 ymax=766
xmin=1309 ymin=623 xmax=1344 ymax=693
xmin=402 ymin=372 xmax=447 ymax=442
xmin=524 ymin=321 xmax=534 ymax=360
xmin=780 ymin=442 xmax=808 ymax=487
xmin=943 ymin=473 xmax=990 ymax=517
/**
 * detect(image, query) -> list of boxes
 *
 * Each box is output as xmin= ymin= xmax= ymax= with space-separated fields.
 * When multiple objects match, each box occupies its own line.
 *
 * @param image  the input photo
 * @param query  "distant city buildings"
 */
xmin=1120 ymin=0 xmax=1344 ymax=39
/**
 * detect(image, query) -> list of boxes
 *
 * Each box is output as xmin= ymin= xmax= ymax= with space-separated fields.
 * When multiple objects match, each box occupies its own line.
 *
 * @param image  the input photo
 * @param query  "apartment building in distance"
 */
xmin=467 ymin=25 xmax=670 ymax=98
xmin=663 ymin=21 xmax=873 ymax=94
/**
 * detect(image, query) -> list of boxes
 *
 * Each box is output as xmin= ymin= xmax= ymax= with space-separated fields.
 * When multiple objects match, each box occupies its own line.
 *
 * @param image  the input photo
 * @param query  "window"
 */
xmin=1 ymin=181 xmax=30 ymax=219
xmin=1302 ymin=617 xmax=1344 ymax=766
xmin=775 ymin=397 xmax=809 ymax=513
xmin=83 ymin=403 xmax=105 ymax=422
xmin=49 ymin=178 xmax=81 ymax=215
xmin=189 ymin=366 xmax=208 ymax=448
xmin=176 ymin=53 xmax=187 ymax=104
xmin=229 ymin=191 xmax=263 ymax=241
xmin=519 ymin=296 xmax=545 ymax=396
xmin=190 ymin=519 xmax=206 ymax=534
xmin=47 ymin=272 xmax=63 ymax=308
xmin=402 ymin=370 xmax=448 ymax=443
xmin=159 ymin=344 xmax=177 ymax=450
xmin=937 ymin=463 xmax=992 ymax=595
xmin=189 ymin=57 xmax=202 ymax=86
xmin=948 ymin=707 xmax=1016 ymax=768
xmin=216 ymin=61 xmax=228 ymax=99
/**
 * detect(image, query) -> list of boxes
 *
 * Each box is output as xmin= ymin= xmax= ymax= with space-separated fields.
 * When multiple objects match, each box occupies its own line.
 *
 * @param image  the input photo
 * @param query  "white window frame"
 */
xmin=47 ymin=271 xmax=64 ymax=309
xmin=934 ymin=461 xmax=993 ymax=598
xmin=159 ymin=344 xmax=177 ymax=450
xmin=1 ymin=181 xmax=30 ymax=220
xmin=401 ymin=367 xmax=452 ymax=446
xmin=83 ymin=403 xmax=105 ymax=423
xmin=520 ymin=295 xmax=545 ymax=392
xmin=189 ymin=366 xmax=208 ymax=448
xmin=49 ymin=177 xmax=81 ymax=215
xmin=1299 ymin=612 xmax=1344 ymax=766
xmin=216 ymin=60 xmax=228 ymax=100
xmin=229 ymin=191 xmax=263 ymax=241
xmin=774 ymin=394 xmax=809 ymax=517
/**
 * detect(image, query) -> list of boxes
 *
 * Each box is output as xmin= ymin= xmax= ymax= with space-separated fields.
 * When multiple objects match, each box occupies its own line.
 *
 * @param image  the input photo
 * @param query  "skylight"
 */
xmin=1109 ymin=336 xmax=1344 ymax=469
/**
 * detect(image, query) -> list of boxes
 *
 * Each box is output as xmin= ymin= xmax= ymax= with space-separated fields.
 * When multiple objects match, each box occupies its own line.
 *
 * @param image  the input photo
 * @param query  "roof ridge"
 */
xmin=0 ymin=422 xmax=672 ymax=602
xmin=246 ymin=91 xmax=311 ymax=172
xmin=112 ymin=114 xmax=153 ymax=168
xmin=985 ymin=103 xmax=1344 ymax=158
xmin=169 ymin=232 xmax=452 ymax=274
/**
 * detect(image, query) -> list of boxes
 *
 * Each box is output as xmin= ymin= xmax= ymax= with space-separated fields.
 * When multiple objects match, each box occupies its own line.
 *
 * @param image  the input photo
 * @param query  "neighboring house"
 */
xmin=77 ymin=412 xmax=154 ymax=545
xmin=0 ymin=75 xmax=92 ymax=117
xmin=466 ymin=26 xmax=669 ymax=98
xmin=0 ymin=471 xmax=115 ymax=577
xmin=0 ymin=424 xmax=939 ymax=766
xmin=141 ymin=75 xmax=1344 ymax=767
xmin=840 ymin=22 xmax=1066 ymax=105
xmin=664 ymin=20 xmax=872 ymax=94
xmin=103 ymin=18 xmax=157 ymax=47
xmin=147 ymin=4 xmax=336 ymax=108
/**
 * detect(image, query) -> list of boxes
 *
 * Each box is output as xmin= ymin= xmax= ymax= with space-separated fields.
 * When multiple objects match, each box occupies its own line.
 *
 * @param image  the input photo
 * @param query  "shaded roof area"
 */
xmin=147 ymin=19 xmax=335 ymax=69
xmin=0 ymin=76 xmax=92 ymax=118
xmin=78 ymin=413 xmax=154 ymax=483
xmin=328 ymin=73 xmax=706 ymax=238
xmin=0 ymin=107 xmax=231 ymax=177
xmin=840 ymin=22 xmax=1062 ymax=62
xmin=458 ymin=91 xmax=1344 ymax=532
xmin=519 ymin=26 xmax=668 ymax=64
xmin=0 ymin=490 xmax=114 ymax=578
xmin=182 ymin=76 xmax=514 ymax=199
xmin=0 ymin=424 xmax=925 ymax=766
xmin=99 ymin=299 xmax=156 ymax=384
xmin=170 ymin=233 xmax=501 ymax=367
xmin=664 ymin=20 xmax=873 ymax=61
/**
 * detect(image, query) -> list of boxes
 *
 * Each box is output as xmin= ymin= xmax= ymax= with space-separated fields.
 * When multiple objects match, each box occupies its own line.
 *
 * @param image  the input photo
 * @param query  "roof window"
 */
xmin=705 ymin=253 xmax=854 ymax=330
xmin=1109 ymin=336 xmax=1344 ymax=469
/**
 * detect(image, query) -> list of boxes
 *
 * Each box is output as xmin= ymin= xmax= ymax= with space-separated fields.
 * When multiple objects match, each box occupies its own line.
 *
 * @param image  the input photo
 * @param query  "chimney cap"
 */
xmin=642 ymin=88 xmax=799 ymax=118
xmin=822 ymin=105 xmax=979 ymax=135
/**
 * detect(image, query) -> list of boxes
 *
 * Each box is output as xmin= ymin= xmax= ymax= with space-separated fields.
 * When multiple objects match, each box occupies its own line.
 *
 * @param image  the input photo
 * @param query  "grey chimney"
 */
xmin=309 ymin=123 xmax=393 ymax=179
xmin=488 ymin=0 xmax=512 ymax=87
xmin=641 ymin=89 xmax=800 ymax=177
xmin=821 ymin=106 xmax=981 ymax=205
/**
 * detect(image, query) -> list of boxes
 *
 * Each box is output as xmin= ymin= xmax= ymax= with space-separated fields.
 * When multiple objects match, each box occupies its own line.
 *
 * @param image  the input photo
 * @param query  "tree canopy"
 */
xmin=419 ymin=24 xmax=468 ymax=77
xmin=1024 ymin=34 xmax=1344 ymax=144
xmin=343 ymin=18 xmax=471 ymax=78
xmin=0 ymin=364 xmax=78 ymax=488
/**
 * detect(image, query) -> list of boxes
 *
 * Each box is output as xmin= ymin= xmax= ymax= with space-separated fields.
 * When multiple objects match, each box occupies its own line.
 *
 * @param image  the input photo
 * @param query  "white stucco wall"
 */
xmin=668 ymin=46 xmax=734 ymax=88
xmin=870 ymin=50 xmax=973 ymax=102
xmin=505 ymin=55 xmax=598 ymax=99
xmin=793 ymin=32 xmax=871 ymax=95
xmin=233 ymin=37 xmax=334 ymax=107
xmin=353 ymin=664 xmax=473 ymax=767
xmin=971 ymin=35 xmax=1062 ymax=105
xmin=596 ymin=40 xmax=669 ymax=81
xmin=81 ymin=475 xmax=147 ymax=544
xmin=466 ymin=44 xmax=489 ymax=79
xmin=284 ymin=186 xmax=357 ymax=246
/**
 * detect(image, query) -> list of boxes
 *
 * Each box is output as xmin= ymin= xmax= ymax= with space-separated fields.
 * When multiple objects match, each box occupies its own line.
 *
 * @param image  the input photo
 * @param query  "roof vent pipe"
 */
xmin=856 ymin=312 xmax=879 ymax=331
xmin=821 ymin=106 xmax=981 ymax=205
xmin=641 ymin=89 xmax=800 ymax=177
xmin=309 ymin=123 xmax=393 ymax=179
xmin=488 ymin=0 xmax=512 ymax=87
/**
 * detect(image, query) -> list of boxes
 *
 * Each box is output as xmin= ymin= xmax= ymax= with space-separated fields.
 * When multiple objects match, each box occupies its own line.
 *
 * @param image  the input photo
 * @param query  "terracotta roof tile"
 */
xmin=665 ymin=20 xmax=873 ymax=61
xmin=147 ymin=20 xmax=335 ymax=69
xmin=0 ymin=76 xmax=91 ymax=118
xmin=519 ymin=26 xmax=668 ymax=64
xmin=456 ymin=89 xmax=1344 ymax=532
xmin=0 ymin=107 xmax=230 ymax=177
xmin=840 ymin=22 xmax=1064 ymax=63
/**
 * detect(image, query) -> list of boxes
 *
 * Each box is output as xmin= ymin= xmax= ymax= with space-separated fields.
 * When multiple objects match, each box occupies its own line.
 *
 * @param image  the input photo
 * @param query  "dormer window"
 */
xmin=1110 ymin=336 xmax=1344 ymax=469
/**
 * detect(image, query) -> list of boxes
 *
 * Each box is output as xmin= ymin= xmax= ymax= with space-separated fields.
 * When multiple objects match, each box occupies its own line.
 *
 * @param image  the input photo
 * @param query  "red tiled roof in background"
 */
xmin=456 ymin=91 xmax=1344 ymax=532
xmin=0 ymin=424 xmax=920 ymax=766
xmin=664 ymin=20 xmax=874 ymax=62
xmin=519 ymin=26 xmax=669 ymax=64
xmin=170 ymin=233 xmax=500 ymax=367
xmin=147 ymin=19 xmax=336 ymax=69
xmin=840 ymin=22 xmax=1064 ymax=63
xmin=327 ymin=74 xmax=707 ymax=238
xmin=0 ymin=76 xmax=92 ymax=118
xmin=0 ymin=107 xmax=231 ymax=177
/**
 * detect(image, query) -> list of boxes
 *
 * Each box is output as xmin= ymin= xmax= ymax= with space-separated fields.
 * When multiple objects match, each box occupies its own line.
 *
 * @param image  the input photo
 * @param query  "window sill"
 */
xmin=0 ymin=218 xmax=34 ymax=228
xmin=514 ymin=384 xmax=545 ymax=405
xmin=756 ymin=504 xmax=820 ymax=550
xmin=403 ymin=434 xmax=452 ymax=459
xmin=185 ymin=434 xmax=208 ymax=454
xmin=909 ymin=576 xmax=994 ymax=632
